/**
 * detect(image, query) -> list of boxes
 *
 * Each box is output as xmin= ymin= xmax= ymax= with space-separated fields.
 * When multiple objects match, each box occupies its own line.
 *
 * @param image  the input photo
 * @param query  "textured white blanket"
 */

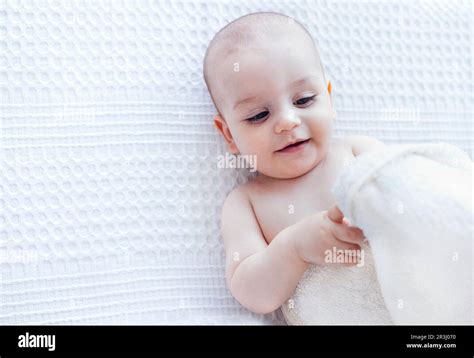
xmin=282 ymin=143 xmax=472 ymax=325
xmin=1 ymin=0 xmax=472 ymax=324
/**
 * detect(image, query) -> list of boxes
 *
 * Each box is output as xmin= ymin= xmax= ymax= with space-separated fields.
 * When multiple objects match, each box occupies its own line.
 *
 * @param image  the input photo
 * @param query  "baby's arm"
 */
xmin=221 ymin=187 xmax=309 ymax=314
xmin=221 ymin=187 xmax=364 ymax=314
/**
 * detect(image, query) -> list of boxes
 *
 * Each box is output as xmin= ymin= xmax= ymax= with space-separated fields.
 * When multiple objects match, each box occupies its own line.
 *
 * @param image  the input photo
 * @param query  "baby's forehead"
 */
xmin=204 ymin=13 xmax=320 ymax=110
xmin=214 ymin=33 xmax=319 ymax=76
xmin=209 ymin=30 xmax=315 ymax=81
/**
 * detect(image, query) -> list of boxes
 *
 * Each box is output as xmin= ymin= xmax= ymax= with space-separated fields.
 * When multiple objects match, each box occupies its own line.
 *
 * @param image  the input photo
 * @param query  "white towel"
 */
xmin=282 ymin=143 xmax=472 ymax=325
xmin=281 ymin=241 xmax=393 ymax=325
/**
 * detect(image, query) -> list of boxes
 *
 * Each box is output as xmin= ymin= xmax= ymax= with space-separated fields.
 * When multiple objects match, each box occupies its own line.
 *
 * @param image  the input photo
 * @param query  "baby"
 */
xmin=203 ymin=12 xmax=385 ymax=315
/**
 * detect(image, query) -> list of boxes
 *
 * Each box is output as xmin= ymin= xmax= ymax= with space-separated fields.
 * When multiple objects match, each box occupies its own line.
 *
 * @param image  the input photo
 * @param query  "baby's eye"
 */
xmin=294 ymin=95 xmax=316 ymax=106
xmin=245 ymin=111 xmax=269 ymax=123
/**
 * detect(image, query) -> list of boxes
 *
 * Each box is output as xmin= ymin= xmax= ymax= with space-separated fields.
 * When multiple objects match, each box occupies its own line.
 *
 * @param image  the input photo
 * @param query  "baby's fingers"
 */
xmin=327 ymin=204 xmax=344 ymax=223
xmin=330 ymin=222 xmax=365 ymax=244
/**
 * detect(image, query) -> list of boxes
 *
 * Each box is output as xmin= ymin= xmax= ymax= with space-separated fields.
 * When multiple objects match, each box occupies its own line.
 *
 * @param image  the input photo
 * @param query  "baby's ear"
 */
xmin=214 ymin=114 xmax=239 ymax=154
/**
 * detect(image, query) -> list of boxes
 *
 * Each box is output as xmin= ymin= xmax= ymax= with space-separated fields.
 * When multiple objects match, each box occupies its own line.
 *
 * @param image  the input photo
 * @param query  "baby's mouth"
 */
xmin=276 ymin=138 xmax=311 ymax=153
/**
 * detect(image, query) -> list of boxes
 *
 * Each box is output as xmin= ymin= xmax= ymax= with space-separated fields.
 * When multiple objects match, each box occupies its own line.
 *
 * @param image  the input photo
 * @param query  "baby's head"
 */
xmin=204 ymin=12 xmax=336 ymax=179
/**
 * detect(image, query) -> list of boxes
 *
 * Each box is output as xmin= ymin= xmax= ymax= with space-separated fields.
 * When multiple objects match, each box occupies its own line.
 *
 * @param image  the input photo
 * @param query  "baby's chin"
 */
xmin=258 ymin=152 xmax=324 ymax=179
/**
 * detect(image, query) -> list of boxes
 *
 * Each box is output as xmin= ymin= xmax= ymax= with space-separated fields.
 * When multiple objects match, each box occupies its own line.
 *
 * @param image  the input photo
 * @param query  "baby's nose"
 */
xmin=274 ymin=110 xmax=301 ymax=133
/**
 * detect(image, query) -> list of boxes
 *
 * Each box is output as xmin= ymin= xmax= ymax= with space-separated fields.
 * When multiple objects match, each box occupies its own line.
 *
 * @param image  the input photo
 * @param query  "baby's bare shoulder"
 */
xmin=332 ymin=137 xmax=353 ymax=150
xmin=222 ymin=179 xmax=265 ymax=223
xmin=220 ymin=182 xmax=267 ymax=262
xmin=342 ymin=135 xmax=385 ymax=156
xmin=323 ymin=137 xmax=353 ymax=162
xmin=223 ymin=183 xmax=248 ymax=207
xmin=222 ymin=182 xmax=255 ymax=218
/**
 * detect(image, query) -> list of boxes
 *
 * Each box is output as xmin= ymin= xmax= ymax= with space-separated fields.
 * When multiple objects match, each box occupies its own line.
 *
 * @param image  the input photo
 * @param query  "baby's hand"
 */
xmin=294 ymin=205 xmax=365 ymax=266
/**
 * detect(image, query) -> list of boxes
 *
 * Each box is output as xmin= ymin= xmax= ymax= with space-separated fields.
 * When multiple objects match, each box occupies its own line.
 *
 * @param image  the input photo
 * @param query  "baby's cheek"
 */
xmin=312 ymin=117 xmax=333 ymax=140
xmin=241 ymin=133 xmax=267 ymax=153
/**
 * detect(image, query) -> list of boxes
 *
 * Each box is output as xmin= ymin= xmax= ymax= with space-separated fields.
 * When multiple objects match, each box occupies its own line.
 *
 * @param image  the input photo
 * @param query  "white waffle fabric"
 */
xmin=0 ymin=0 xmax=472 ymax=324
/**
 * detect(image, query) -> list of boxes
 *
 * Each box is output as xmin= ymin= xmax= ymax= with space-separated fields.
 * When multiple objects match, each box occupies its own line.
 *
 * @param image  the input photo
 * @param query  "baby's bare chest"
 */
xmin=248 ymin=146 xmax=354 ymax=244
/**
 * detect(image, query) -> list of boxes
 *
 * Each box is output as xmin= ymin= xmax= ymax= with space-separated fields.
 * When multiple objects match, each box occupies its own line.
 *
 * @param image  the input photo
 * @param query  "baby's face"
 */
xmin=213 ymin=35 xmax=336 ymax=179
